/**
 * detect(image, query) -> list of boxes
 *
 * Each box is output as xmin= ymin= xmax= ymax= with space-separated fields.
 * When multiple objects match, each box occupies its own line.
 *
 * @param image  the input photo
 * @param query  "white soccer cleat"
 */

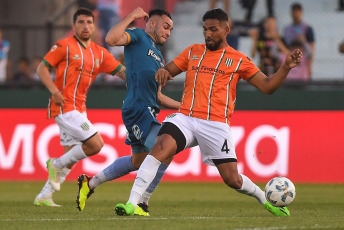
xmin=34 ymin=197 xmax=61 ymax=207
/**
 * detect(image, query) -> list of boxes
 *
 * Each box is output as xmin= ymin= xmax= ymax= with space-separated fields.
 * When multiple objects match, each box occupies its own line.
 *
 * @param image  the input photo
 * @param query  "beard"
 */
xmin=205 ymin=38 xmax=223 ymax=51
xmin=76 ymin=31 xmax=91 ymax=42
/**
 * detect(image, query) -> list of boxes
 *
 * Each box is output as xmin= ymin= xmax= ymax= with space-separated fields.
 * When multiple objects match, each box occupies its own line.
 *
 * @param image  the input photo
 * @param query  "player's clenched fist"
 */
xmin=284 ymin=49 xmax=303 ymax=69
xmin=129 ymin=7 xmax=149 ymax=21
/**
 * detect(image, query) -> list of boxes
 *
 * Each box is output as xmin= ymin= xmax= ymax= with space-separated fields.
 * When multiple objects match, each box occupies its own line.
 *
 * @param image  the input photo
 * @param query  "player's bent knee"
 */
xmin=150 ymin=138 xmax=175 ymax=162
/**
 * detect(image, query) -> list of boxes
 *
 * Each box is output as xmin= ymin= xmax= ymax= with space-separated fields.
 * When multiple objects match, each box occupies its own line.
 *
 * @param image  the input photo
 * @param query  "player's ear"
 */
xmin=149 ymin=19 xmax=156 ymax=29
xmin=222 ymin=21 xmax=230 ymax=36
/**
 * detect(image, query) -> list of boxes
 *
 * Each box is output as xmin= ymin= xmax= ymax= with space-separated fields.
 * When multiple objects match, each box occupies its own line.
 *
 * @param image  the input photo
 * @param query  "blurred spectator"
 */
xmin=79 ymin=0 xmax=98 ymax=11
xmin=339 ymin=40 xmax=344 ymax=53
xmin=227 ymin=19 xmax=239 ymax=50
xmin=239 ymin=0 xmax=274 ymax=23
xmin=283 ymin=2 xmax=315 ymax=77
xmin=337 ymin=0 xmax=344 ymax=11
xmin=97 ymin=0 xmax=121 ymax=49
xmin=209 ymin=0 xmax=230 ymax=13
xmin=13 ymin=57 xmax=33 ymax=83
xmin=0 ymin=27 xmax=10 ymax=83
xmin=240 ymin=0 xmax=256 ymax=23
xmin=31 ymin=56 xmax=42 ymax=81
xmin=279 ymin=39 xmax=311 ymax=82
xmin=32 ymin=56 xmax=56 ymax=82
xmin=249 ymin=16 xmax=288 ymax=77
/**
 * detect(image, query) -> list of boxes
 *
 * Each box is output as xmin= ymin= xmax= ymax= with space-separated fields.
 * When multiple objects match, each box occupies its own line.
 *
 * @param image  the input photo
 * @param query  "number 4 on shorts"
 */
xmin=221 ymin=139 xmax=230 ymax=153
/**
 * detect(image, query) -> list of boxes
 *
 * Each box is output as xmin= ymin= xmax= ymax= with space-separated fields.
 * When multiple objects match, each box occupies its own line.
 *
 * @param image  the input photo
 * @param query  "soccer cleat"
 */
xmin=46 ymin=158 xmax=62 ymax=191
xmin=34 ymin=197 xmax=61 ymax=207
xmin=76 ymin=174 xmax=94 ymax=211
xmin=134 ymin=203 xmax=150 ymax=216
xmin=264 ymin=201 xmax=290 ymax=216
xmin=115 ymin=202 xmax=135 ymax=216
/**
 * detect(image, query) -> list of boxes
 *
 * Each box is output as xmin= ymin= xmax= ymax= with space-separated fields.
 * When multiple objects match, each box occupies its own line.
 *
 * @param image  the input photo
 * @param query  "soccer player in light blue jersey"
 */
xmin=76 ymin=7 xmax=180 ymax=216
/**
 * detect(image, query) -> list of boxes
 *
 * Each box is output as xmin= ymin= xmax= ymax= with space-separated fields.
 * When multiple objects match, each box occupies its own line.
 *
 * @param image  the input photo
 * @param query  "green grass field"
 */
xmin=1 ymin=181 xmax=343 ymax=230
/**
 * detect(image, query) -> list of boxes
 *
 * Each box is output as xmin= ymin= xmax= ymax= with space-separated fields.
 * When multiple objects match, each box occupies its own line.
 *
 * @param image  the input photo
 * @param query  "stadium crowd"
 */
xmin=1 ymin=0 xmax=344 ymax=87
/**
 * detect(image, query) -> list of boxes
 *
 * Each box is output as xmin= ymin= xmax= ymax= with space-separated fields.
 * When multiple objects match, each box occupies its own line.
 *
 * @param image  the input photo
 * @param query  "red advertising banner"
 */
xmin=0 ymin=109 xmax=343 ymax=183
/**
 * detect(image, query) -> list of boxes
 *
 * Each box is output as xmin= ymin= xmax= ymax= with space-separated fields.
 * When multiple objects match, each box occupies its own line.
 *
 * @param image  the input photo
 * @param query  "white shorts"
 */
xmin=54 ymin=110 xmax=97 ymax=146
xmin=163 ymin=113 xmax=237 ymax=166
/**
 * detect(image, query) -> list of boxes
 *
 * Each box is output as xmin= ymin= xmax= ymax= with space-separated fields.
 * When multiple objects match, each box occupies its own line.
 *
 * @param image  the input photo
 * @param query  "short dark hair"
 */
xmin=202 ymin=8 xmax=228 ymax=22
xmin=291 ymin=3 xmax=302 ymax=11
xmin=73 ymin=8 xmax=94 ymax=24
xmin=149 ymin=9 xmax=172 ymax=20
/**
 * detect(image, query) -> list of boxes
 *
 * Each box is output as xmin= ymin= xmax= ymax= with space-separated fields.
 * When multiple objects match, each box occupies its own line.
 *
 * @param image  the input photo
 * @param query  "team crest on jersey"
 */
xmin=50 ymin=45 xmax=58 ymax=52
xmin=96 ymin=59 xmax=100 ymax=68
xmin=225 ymin=58 xmax=233 ymax=67
xmin=73 ymin=54 xmax=82 ymax=60
xmin=191 ymin=55 xmax=199 ymax=60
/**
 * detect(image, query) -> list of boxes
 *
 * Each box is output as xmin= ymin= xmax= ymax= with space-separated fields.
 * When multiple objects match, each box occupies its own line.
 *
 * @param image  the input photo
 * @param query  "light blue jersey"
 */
xmin=123 ymin=28 xmax=165 ymax=112
xmin=122 ymin=28 xmax=165 ymax=148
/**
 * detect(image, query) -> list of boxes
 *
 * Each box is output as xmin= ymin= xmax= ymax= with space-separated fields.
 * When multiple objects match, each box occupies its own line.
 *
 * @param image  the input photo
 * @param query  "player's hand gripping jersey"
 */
xmin=173 ymin=44 xmax=260 ymax=124
xmin=43 ymin=36 xmax=122 ymax=118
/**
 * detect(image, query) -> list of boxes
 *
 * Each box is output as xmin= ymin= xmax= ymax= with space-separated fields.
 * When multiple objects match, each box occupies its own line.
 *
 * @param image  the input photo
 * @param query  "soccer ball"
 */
xmin=265 ymin=177 xmax=296 ymax=207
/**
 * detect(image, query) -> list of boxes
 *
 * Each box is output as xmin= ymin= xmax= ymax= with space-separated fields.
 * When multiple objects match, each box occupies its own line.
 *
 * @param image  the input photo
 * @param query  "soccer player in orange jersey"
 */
xmin=115 ymin=9 xmax=302 ymax=217
xmin=34 ymin=8 xmax=126 ymax=207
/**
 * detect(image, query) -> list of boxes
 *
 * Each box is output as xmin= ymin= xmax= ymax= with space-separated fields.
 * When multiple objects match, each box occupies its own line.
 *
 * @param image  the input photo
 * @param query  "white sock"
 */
xmin=37 ymin=181 xmax=55 ymax=199
xmin=89 ymin=170 xmax=107 ymax=189
xmin=53 ymin=144 xmax=87 ymax=169
xmin=36 ymin=167 xmax=71 ymax=199
xmin=128 ymin=155 xmax=161 ymax=207
xmin=236 ymin=174 xmax=267 ymax=204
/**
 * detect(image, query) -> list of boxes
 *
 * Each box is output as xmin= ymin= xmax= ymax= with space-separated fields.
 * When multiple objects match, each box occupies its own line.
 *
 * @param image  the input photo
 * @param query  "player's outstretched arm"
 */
xmin=37 ymin=61 xmax=65 ymax=106
xmin=105 ymin=7 xmax=148 ymax=46
xmin=157 ymin=85 xmax=181 ymax=109
xmin=248 ymin=49 xmax=302 ymax=94
xmin=155 ymin=61 xmax=183 ymax=86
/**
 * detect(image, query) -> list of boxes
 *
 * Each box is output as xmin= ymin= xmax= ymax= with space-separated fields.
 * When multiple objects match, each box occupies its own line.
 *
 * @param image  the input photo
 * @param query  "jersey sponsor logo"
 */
xmin=75 ymin=67 xmax=95 ymax=78
xmin=225 ymin=58 xmax=233 ymax=67
xmin=80 ymin=122 xmax=90 ymax=131
xmin=191 ymin=65 xmax=225 ymax=75
xmin=147 ymin=49 xmax=164 ymax=67
xmin=72 ymin=54 xmax=82 ymax=60
xmin=132 ymin=124 xmax=143 ymax=140
xmin=191 ymin=55 xmax=199 ymax=60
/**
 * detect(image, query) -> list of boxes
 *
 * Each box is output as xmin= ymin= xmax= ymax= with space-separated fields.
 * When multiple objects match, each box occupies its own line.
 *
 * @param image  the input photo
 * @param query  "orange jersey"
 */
xmin=43 ymin=36 xmax=122 ymax=118
xmin=173 ymin=44 xmax=259 ymax=124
